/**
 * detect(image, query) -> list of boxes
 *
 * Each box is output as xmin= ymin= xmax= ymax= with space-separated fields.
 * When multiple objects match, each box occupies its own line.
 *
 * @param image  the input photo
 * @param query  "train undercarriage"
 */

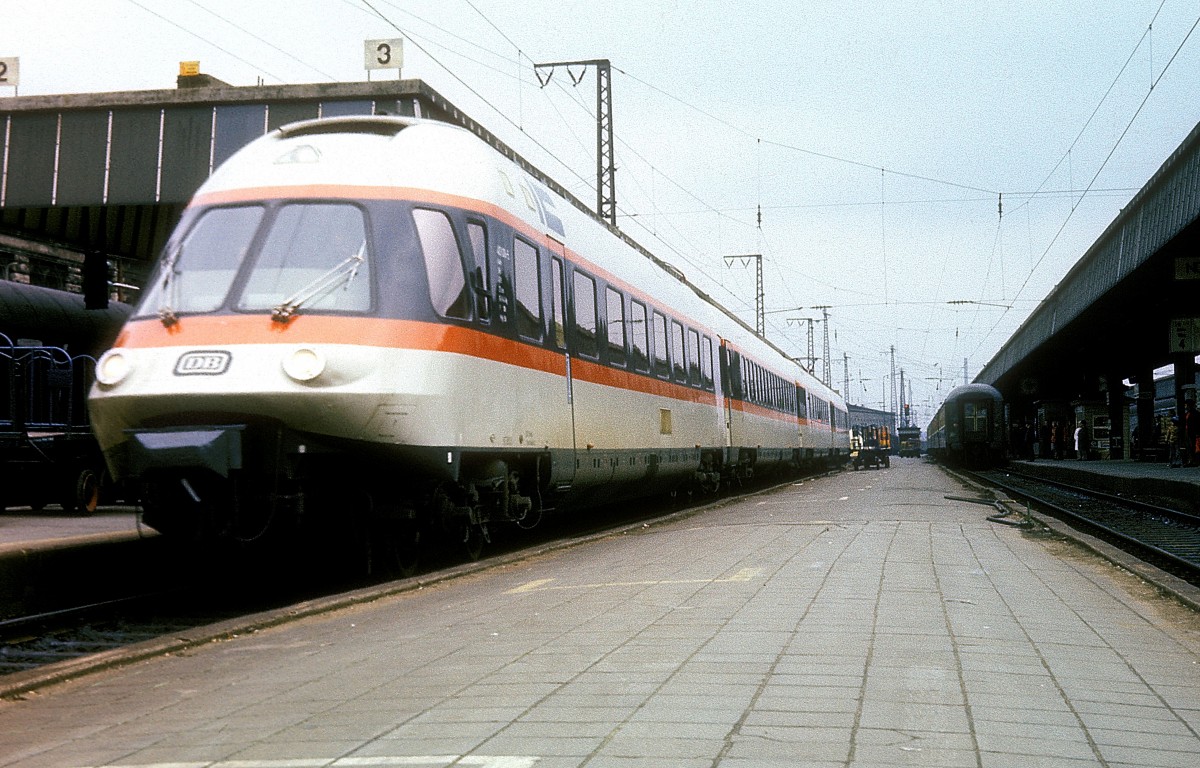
xmin=118 ymin=422 xmax=843 ymax=574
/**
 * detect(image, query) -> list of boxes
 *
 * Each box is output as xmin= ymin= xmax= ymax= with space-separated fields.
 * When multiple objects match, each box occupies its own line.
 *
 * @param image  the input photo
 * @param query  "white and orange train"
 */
xmin=88 ymin=115 xmax=848 ymax=563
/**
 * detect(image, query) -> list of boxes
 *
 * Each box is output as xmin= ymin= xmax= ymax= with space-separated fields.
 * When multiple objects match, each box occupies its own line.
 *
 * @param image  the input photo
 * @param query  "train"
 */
xmin=87 ymin=115 xmax=849 ymax=568
xmin=0 ymin=280 xmax=131 ymax=513
xmin=926 ymin=383 xmax=1006 ymax=467
xmin=896 ymin=425 xmax=921 ymax=457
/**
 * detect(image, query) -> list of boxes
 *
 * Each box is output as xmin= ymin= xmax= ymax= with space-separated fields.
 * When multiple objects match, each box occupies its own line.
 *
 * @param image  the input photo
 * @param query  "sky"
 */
xmin=4 ymin=1 xmax=1199 ymax=425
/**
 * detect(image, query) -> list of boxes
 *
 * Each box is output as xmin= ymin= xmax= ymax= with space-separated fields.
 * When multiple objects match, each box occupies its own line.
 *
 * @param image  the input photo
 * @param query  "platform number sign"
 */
xmin=1171 ymin=318 xmax=1200 ymax=354
xmin=364 ymin=38 xmax=403 ymax=71
xmin=0 ymin=57 xmax=18 ymax=88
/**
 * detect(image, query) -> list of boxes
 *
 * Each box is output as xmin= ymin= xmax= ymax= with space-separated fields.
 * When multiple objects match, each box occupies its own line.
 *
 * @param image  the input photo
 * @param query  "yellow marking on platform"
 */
xmin=505 ymin=568 xmax=762 ymax=595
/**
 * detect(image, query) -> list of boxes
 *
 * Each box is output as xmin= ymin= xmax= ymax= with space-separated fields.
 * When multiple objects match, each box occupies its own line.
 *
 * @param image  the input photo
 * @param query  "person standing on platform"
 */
xmin=1185 ymin=400 xmax=1199 ymax=468
xmin=1167 ymin=414 xmax=1180 ymax=467
xmin=1074 ymin=421 xmax=1084 ymax=460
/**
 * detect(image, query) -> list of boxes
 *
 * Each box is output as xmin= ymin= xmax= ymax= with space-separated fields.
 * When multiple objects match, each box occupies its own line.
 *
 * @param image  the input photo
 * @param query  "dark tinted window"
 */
xmin=652 ymin=311 xmax=670 ymax=379
xmin=413 ymin=209 xmax=469 ymax=319
xmin=630 ymin=301 xmax=649 ymax=372
xmin=513 ymin=238 xmax=542 ymax=339
xmin=606 ymin=287 xmax=626 ymax=366
xmin=573 ymin=271 xmax=598 ymax=358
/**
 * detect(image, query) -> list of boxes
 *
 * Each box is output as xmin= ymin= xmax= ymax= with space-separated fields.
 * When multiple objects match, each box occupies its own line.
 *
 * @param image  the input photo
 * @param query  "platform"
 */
xmin=1010 ymin=458 xmax=1200 ymax=513
xmin=1 ymin=458 xmax=1199 ymax=767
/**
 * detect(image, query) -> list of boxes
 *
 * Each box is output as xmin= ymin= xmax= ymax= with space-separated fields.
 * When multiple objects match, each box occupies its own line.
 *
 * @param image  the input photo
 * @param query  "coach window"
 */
xmin=238 ymin=203 xmax=372 ymax=314
xmin=630 ymin=300 xmax=649 ymax=372
xmin=671 ymin=320 xmax=686 ymax=382
xmin=550 ymin=257 xmax=566 ymax=349
xmin=605 ymin=287 xmax=626 ymax=366
xmin=513 ymin=238 xmax=542 ymax=340
xmin=466 ymin=221 xmax=490 ymax=322
xmin=573 ymin=271 xmax=598 ymax=358
xmin=652 ymin=311 xmax=670 ymax=379
xmin=701 ymin=336 xmax=714 ymax=390
xmin=687 ymin=328 xmax=701 ymax=386
xmin=413 ymin=209 xmax=470 ymax=319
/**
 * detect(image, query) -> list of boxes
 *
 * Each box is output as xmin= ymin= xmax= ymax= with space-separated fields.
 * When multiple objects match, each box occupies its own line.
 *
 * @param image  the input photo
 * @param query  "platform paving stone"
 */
xmin=2 ymin=458 xmax=1200 ymax=766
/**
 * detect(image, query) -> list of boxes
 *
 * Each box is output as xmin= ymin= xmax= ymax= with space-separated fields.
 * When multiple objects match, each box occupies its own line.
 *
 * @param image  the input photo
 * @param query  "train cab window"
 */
xmin=143 ymin=205 xmax=263 ymax=316
xmin=466 ymin=221 xmax=490 ymax=322
xmin=412 ymin=209 xmax=469 ymax=319
xmin=652 ymin=311 xmax=670 ymax=379
xmin=630 ymin=300 xmax=649 ymax=372
xmin=550 ymin=257 xmax=566 ymax=349
xmin=605 ymin=287 xmax=626 ymax=366
xmin=687 ymin=328 xmax=701 ymax=385
xmin=513 ymin=238 xmax=542 ymax=340
xmin=238 ymin=203 xmax=372 ymax=314
xmin=671 ymin=321 xmax=686 ymax=382
xmin=573 ymin=271 xmax=598 ymax=358
xmin=701 ymin=336 xmax=714 ymax=390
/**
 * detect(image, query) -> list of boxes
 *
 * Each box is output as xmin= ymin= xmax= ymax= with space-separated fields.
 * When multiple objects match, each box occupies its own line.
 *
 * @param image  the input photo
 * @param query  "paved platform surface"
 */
xmin=2 ymin=457 xmax=1200 ymax=767
xmin=0 ymin=507 xmax=146 ymax=555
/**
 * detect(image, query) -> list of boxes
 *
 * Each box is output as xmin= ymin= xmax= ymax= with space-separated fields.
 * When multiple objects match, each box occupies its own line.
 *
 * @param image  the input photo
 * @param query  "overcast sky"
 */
xmin=4 ymin=1 xmax=1199 ymax=424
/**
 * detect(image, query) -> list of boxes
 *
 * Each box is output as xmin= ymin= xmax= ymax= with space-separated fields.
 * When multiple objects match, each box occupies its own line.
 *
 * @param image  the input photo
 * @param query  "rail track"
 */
xmin=970 ymin=467 xmax=1200 ymax=585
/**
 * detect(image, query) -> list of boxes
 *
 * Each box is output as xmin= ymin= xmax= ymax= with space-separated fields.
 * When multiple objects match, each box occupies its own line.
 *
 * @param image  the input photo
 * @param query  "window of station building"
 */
xmin=652 ymin=311 xmax=670 ymax=379
xmin=630 ymin=300 xmax=649 ymax=372
xmin=142 ymin=204 xmax=263 ymax=316
xmin=605 ymin=287 xmax=626 ymax=366
xmin=573 ymin=270 xmax=598 ymax=358
xmin=701 ymin=336 xmax=714 ymax=390
xmin=671 ymin=320 xmax=687 ymax=382
xmin=513 ymin=237 xmax=542 ymax=340
xmin=412 ymin=208 xmax=470 ymax=319
xmin=550 ymin=257 xmax=566 ymax=349
xmin=466 ymin=221 xmax=490 ymax=322
xmin=687 ymin=328 xmax=701 ymax=386
xmin=238 ymin=203 xmax=373 ymax=315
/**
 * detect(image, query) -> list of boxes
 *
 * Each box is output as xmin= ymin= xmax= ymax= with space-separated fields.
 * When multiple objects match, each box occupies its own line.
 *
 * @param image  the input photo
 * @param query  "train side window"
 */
xmin=687 ymin=328 xmax=701 ymax=386
xmin=413 ymin=208 xmax=470 ymax=319
xmin=671 ymin=320 xmax=687 ymax=382
xmin=513 ymin=237 xmax=542 ymax=340
xmin=466 ymin=221 xmax=490 ymax=323
xmin=573 ymin=271 xmax=598 ymax=358
xmin=605 ymin=287 xmax=626 ymax=366
xmin=652 ymin=311 xmax=670 ymax=379
xmin=630 ymin=300 xmax=649 ymax=372
xmin=701 ymin=336 xmax=714 ymax=390
xmin=550 ymin=256 xmax=566 ymax=349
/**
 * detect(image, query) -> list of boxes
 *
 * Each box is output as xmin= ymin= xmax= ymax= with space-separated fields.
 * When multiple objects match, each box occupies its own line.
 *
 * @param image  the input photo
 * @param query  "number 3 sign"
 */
xmin=364 ymin=39 xmax=404 ymax=71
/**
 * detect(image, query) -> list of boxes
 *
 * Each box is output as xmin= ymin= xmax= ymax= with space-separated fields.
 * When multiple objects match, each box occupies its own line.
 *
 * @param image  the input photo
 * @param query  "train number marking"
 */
xmin=174 ymin=350 xmax=231 ymax=376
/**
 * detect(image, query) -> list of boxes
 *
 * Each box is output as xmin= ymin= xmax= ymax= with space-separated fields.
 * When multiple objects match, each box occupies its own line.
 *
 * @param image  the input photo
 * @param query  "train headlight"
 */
xmin=95 ymin=350 xmax=131 ymax=386
xmin=282 ymin=347 xmax=325 ymax=382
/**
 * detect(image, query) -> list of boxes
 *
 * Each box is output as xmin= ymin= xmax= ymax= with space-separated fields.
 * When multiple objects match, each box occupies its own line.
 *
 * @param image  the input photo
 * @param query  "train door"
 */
xmin=546 ymin=245 xmax=577 ymax=489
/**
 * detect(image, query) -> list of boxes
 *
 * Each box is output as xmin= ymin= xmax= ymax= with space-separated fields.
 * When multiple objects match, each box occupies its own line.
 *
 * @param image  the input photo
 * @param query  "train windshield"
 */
xmin=141 ymin=205 xmax=264 ymax=318
xmin=237 ymin=203 xmax=372 ymax=315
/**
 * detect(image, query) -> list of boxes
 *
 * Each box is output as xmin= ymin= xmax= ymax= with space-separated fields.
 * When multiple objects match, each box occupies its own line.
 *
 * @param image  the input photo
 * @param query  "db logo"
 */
xmin=174 ymin=350 xmax=231 ymax=375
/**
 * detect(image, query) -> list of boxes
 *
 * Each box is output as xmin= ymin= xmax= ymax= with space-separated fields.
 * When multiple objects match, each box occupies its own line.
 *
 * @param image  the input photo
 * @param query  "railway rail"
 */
xmin=970 ymin=467 xmax=1200 ymax=585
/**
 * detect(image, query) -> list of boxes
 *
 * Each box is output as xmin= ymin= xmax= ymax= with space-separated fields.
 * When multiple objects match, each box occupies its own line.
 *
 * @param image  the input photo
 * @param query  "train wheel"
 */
xmin=462 ymin=521 xmax=487 ymax=561
xmin=372 ymin=517 xmax=421 ymax=578
xmin=74 ymin=469 xmax=101 ymax=516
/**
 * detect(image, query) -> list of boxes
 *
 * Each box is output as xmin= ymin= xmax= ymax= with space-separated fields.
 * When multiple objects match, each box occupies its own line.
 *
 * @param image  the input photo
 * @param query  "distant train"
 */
xmin=0 ymin=281 xmax=131 ymax=513
xmin=926 ymin=383 xmax=1006 ymax=467
xmin=88 ymin=115 xmax=850 ymax=568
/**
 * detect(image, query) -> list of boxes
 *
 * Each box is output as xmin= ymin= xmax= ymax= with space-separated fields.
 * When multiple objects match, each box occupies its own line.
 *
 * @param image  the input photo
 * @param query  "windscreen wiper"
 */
xmin=270 ymin=242 xmax=366 ymax=324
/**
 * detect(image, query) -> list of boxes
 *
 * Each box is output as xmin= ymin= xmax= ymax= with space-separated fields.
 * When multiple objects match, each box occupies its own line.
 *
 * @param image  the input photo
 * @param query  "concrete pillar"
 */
xmin=1135 ymin=366 xmax=1156 ymax=460
xmin=1107 ymin=374 xmax=1125 ymax=460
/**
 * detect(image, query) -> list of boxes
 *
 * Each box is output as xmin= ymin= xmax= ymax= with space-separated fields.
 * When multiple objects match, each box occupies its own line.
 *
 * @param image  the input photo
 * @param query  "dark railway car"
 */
xmin=896 ymin=425 xmax=921 ymax=457
xmin=926 ymin=383 xmax=1006 ymax=467
xmin=0 ymin=281 xmax=131 ymax=513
